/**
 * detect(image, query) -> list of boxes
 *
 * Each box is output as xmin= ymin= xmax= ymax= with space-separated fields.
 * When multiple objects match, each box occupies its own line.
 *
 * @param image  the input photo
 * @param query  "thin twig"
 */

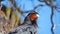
xmin=33 ymin=4 xmax=44 ymax=10
xmin=40 ymin=0 xmax=55 ymax=34
xmin=43 ymin=0 xmax=55 ymax=34
xmin=44 ymin=0 xmax=55 ymax=7
xmin=23 ymin=4 xmax=44 ymax=13
xmin=51 ymin=6 xmax=54 ymax=34
xmin=9 ymin=0 xmax=25 ymax=14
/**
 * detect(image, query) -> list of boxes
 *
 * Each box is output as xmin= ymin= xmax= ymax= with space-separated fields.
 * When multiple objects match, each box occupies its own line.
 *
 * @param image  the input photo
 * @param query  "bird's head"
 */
xmin=28 ymin=11 xmax=39 ymax=22
xmin=24 ymin=11 xmax=39 ymax=27
xmin=25 ymin=11 xmax=39 ymax=27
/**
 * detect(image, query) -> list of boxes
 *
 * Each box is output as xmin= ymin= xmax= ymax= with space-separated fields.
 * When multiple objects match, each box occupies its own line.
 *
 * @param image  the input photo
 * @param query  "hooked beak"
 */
xmin=36 ymin=14 xmax=39 ymax=18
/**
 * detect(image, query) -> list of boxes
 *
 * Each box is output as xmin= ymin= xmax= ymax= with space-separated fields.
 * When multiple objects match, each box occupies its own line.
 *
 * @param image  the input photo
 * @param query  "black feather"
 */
xmin=9 ymin=31 xmax=17 ymax=34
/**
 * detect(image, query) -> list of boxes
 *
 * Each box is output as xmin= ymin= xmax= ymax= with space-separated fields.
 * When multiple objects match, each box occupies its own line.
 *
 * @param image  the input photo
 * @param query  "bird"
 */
xmin=8 ymin=11 xmax=39 ymax=34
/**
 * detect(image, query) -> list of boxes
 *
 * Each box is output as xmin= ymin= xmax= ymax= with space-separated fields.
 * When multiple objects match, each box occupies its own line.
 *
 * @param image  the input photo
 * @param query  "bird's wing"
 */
xmin=8 ymin=25 xmax=23 ymax=34
xmin=8 ymin=25 xmax=38 ymax=34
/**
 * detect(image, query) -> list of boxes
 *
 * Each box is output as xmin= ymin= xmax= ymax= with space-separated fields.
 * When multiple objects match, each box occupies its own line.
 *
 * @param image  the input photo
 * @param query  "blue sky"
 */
xmin=3 ymin=0 xmax=60 ymax=34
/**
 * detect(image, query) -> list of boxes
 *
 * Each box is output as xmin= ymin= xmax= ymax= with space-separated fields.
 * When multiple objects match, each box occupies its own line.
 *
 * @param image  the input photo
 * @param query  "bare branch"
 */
xmin=39 ymin=0 xmax=60 ymax=12
xmin=9 ymin=0 xmax=25 ymax=14
xmin=38 ymin=0 xmax=45 ymax=2
xmin=24 ymin=4 xmax=44 ymax=13
xmin=44 ymin=0 xmax=54 ymax=7
xmin=38 ymin=0 xmax=56 ymax=8
xmin=38 ymin=0 xmax=56 ymax=34
xmin=44 ymin=0 xmax=55 ymax=34
xmin=33 ymin=4 xmax=44 ymax=10
xmin=51 ymin=6 xmax=55 ymax=34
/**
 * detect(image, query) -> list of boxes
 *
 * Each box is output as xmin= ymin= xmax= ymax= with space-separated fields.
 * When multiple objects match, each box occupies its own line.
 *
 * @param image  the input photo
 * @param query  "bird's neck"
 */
xmin=23 ymin=16 xmax=38 ymax=27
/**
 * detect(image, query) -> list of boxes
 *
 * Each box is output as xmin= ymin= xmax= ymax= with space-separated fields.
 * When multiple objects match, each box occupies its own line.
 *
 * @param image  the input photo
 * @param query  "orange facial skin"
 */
xmin=29 ymin=13 xmax=37 ymax=21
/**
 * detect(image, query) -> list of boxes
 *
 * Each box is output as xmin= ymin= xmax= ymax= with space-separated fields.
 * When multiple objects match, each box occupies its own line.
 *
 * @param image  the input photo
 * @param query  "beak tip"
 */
xmin=36 ymin=14 xmax=39 ymax=17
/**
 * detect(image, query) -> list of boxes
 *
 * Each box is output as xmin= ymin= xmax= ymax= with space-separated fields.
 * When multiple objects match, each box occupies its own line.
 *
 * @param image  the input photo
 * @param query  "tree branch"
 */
xmin=9 ymin=0 xmax=25 ymax=14
xmin=33 ymin=4 xmax=44 ymax=10
xmin=51 ymin=6 xmax=54 ymax=34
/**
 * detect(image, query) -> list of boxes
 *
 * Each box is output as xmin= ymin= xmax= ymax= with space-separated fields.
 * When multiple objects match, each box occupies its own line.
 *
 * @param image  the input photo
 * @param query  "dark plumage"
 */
xmin=8 ymin=11 xmax=39 ymax=34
